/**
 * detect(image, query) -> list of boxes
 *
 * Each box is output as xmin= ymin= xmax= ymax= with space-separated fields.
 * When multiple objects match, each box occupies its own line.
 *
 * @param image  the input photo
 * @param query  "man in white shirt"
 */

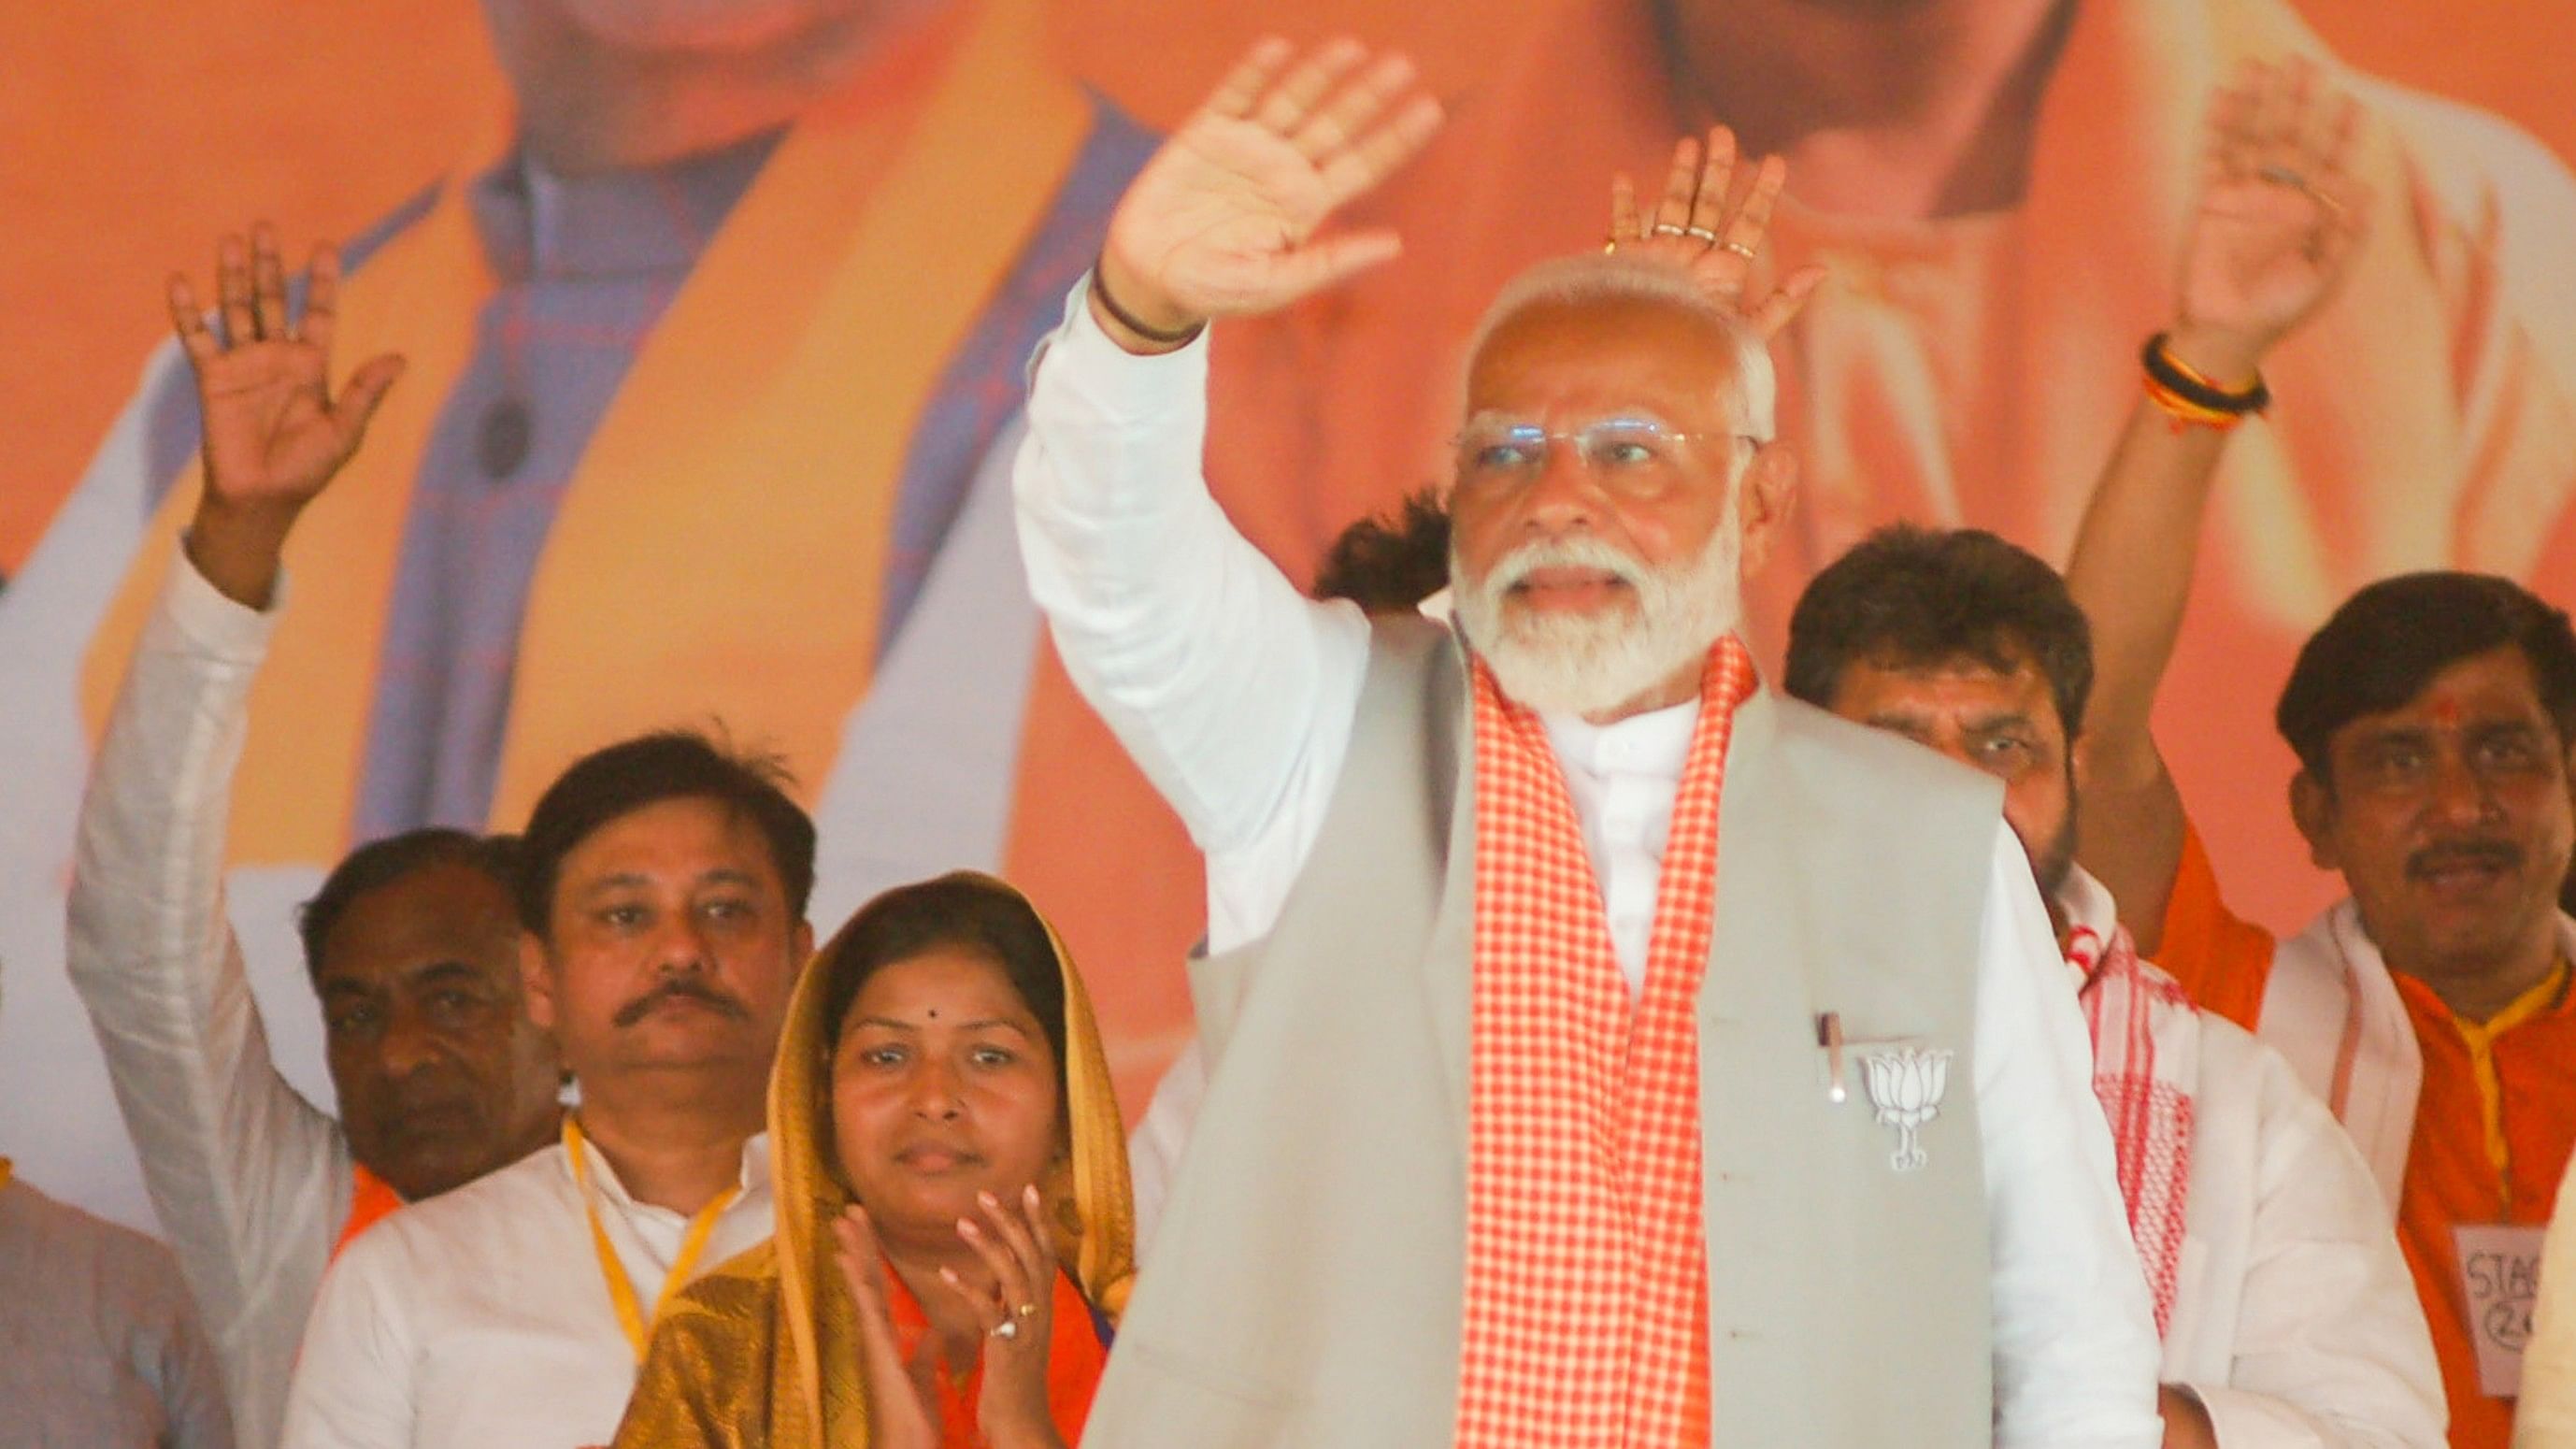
xmin=66 ymin=226 xmax=569 ymax=1446
xmin=162 ymin=237 xmax=817 ymax=1448
xmin=1784 ymin=523 xmax=2447 ymax=1449
xmin=281 ymin=724 xmax=812 ymax=1448
xmin=1016 ymin=39 xmax=2159 ymax=1446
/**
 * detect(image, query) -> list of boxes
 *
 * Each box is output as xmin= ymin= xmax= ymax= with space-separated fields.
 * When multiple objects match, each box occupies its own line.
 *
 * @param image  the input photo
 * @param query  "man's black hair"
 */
xmin=1783 ymin=524 xmax=2094 ymax=737
xmin=297 ymin=830 xmax=521 ymax=981
xmin=515 ymin=729 xmax=816 ymax=935
xmin=2277 ymin=571 xmax=2576 ymax=783
xmin=1312 ymin=488 xmax=1453 ymax=614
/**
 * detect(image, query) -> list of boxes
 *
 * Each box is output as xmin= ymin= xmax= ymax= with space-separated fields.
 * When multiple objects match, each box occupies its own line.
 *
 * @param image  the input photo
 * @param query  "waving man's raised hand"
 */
xmin=172 ymin=223 xmax=406 ymax=607
xmin=2171 ymin=57 xmax=2369 ymax=383
xmin=1092 ymin=37 xmax=1443 ymax=351
xmin=1606 ymin=127 xmax=1827 ymax=338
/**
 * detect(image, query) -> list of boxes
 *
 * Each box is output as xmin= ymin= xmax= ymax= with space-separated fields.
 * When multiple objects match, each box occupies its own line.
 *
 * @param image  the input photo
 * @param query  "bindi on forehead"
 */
xmin=2430 ymin=696 xmax=2464 ymax=728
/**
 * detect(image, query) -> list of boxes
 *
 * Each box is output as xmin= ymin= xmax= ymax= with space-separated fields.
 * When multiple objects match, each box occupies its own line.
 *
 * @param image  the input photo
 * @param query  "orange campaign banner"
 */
xmin=0 ymin=0 xmax=2569 ymax=1234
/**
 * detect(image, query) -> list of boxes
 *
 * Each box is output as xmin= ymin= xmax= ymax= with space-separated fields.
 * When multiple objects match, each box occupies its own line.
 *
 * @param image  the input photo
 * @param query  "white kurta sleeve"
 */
xmin=2182 ymin=1036 xmax=2445 ymax=1448
xmin=64 ymin=552 xmax=354 ymax=1449
xmin=1013 ymin=280 xmax=1371 ymax=950
xmin=1973 ymin=826 xmax=2167 ymax=1448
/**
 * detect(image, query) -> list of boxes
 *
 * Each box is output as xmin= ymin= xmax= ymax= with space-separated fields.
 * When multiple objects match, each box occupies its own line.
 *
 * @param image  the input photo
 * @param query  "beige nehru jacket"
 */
xmin=1084 ymin=621 xmax=2004 ymax=1447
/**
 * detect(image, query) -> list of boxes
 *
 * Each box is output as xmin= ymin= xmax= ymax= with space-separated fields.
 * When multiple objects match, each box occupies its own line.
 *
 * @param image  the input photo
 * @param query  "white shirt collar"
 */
xmin=569 ymin=1128 xmax=771 ymax=1216
xmin=1539 ymin=697 xmax=1700 ymax=779
xmin=2055 ymin=865 xmax=2121 ymax=948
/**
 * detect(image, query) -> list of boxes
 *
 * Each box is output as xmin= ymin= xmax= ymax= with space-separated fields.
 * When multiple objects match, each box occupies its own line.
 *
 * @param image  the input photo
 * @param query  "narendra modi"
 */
xmin=1011 ymin=37 xmax=2164 ymax=1448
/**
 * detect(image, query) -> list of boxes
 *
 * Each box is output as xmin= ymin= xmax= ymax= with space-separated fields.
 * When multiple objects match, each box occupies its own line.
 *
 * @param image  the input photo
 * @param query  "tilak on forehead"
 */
xmin=2433 ymin=696 xmax=2464 ymax=728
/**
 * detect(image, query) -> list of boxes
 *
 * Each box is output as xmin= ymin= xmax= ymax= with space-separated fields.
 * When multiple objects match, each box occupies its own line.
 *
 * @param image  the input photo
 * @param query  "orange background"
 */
xmin=10 ymin=1 xmax=2569 ymax=573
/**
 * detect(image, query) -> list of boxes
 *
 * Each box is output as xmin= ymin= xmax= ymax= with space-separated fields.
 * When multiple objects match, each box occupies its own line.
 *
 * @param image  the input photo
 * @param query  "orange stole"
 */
xmin=883 ymin=1263 xmax=1108 ymax=1447
xmin=1458 ymin=642 xmax=1756 ymax=1449
xmin=76 ymin=0 xmax=1089 ymax=863
xmin=330 ymin=1165 xmax=404 ymax=1263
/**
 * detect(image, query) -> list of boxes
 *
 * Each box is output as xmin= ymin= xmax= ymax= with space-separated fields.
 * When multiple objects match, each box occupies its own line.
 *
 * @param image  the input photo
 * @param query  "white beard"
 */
xmin=1453 ymin=513 xmax=1744 ymax=718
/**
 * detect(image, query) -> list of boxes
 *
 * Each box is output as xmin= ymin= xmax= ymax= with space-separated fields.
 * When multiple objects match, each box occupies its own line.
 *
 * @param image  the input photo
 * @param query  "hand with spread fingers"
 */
xmin=2173 ymin=56 xmax=2371 ymax=384
xmin=169 ymin=224 xmax=406 ymax=609
xmin=1605 ymin=127 xmax=1827 ymax=338
xmin=941 ymin=1185 xmax=1065 ymax=1449
xmin=828 ymin=1205 xmax=942 ymax=1449
xmin=1092 ymin=36 xmax=1444 ymax=352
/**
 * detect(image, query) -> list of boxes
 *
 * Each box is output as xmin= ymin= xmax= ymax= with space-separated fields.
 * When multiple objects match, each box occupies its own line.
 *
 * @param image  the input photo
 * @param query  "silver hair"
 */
xmin=1461 ymin=252 xmax=1778 ymax=441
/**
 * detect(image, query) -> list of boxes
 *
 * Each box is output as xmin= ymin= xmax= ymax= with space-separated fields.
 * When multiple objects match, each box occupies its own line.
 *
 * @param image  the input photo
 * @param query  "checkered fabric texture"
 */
xmin=2068 ymin=921 xmax=2198 ymax=1339
xmin=1455 ymin=639 xmax=1755 ymax=1449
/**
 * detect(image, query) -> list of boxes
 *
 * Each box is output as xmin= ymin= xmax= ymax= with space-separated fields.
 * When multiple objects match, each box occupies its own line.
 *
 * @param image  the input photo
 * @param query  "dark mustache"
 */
xmin=2406 ymin=838 xmax=2525 ymax=879
xmin=613 ymin=976 xmax=751 ymax=1027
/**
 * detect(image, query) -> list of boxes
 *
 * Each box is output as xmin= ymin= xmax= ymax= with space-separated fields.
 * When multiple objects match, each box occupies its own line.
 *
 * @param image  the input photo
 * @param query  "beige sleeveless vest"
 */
xmin=1083 ymin=621 xmax=2002 ymax=1446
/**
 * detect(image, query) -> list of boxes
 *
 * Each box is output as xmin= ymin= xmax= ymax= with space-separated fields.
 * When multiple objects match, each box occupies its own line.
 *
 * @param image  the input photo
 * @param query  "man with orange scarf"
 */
xmin=1016 ymin=39 xmax=2159 ymax=1445
xmin=2062 ymin=110 xmax=2576 ymax=1449
xmin=0 ymin=0 xmax=1193 ymax=1235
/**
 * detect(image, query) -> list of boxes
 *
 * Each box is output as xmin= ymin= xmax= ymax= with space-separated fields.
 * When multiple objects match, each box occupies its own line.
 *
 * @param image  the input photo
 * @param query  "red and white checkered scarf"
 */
xmin=2066 ymin=911 xmax=2198 ymax=1340
xmin=1455 ymin=638 xmax=1755 ymax=1449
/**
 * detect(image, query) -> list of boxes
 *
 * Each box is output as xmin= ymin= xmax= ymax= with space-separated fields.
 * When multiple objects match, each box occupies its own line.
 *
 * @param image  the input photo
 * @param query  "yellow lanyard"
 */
xmin=0 ymin=1158 xmax=12 ymax=1195
xmin=562 ymin=1117 xmax=743 ymax=1363
xmin=2446 ymin=958 xmax=2569 ymax=1218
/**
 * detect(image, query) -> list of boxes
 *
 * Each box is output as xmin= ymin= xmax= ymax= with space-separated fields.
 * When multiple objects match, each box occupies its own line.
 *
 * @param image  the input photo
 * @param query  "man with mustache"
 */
xmin=1017 ymin=40 xmax=2159 ymax=1445
xmin=1784 ymin=524 xmax=2443 ymax=1448
xmin=68 ymin=230 xmax=567 ymax=1446
xmin=2067 ymin=285 xmax=2576 ymax=1449
xmin=280 ymin=729 xmax=813 ymax=1448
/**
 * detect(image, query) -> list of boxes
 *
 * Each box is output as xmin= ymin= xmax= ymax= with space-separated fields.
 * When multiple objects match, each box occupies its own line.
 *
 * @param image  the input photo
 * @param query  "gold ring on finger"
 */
xmin=1722 ymin=239 xmax=1758 ymax=258
xmin=1651 ymin=222 xmax=1688 ymax=237
xmin=1683 ymin=226 xmax=1719 ymax=243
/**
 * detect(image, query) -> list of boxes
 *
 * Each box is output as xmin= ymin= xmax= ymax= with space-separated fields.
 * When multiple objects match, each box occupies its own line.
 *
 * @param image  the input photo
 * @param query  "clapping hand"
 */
xmin=1606 ymin=127 xmax=1827 ymax=337
xmin=945 ymin=1186 xmax=1065 ymax=1449
xmin=830 ymin=1205 xmax=941 ymax=1449
xmin=170 ymin=224 xmax=405 ymax=607
xmin=828 ymin=1188 xmax=1070 ymax=1449
xmin=2172 ymin=57 xmax=2369 ymax=383
xmin=1093 ymin=37 xmax=1443 ymax=350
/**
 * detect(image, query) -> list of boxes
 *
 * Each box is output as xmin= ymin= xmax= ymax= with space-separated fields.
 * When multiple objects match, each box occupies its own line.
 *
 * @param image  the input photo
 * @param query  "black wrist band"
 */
xmin=2142 ymin=333 xmax=2270 ymax=414
xmin=1091 ymin=259 xmax=1206 ymax=346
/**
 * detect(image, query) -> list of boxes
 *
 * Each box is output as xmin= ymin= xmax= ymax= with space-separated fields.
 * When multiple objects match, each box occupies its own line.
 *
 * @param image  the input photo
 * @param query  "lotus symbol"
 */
xmin=1860 ymin=1046 xmax=1952 ymax=1173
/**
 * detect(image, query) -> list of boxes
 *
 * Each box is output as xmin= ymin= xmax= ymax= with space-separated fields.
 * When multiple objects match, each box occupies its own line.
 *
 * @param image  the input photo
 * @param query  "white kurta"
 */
xmin=2055 ymin=871 xmax=2446 ymax=1447
xmin=64 ymin=553 xmax=355 ymax=1449
xmin=279 ymin=1134 xmax=774 ymax=1449
xmin=1015 ymin=280 xmax=2162 ymax=1448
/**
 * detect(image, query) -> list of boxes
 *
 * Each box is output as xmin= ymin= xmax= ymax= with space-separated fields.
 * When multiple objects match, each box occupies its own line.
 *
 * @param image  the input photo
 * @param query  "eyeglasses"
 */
xmin=1451 ymin=417 xmax=1762 ymax=495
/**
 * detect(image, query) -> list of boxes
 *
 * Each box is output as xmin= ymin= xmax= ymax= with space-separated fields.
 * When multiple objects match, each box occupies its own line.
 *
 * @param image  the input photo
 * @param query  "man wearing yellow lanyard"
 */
xmin=281 ymin=726 xmax=813 ymax=1447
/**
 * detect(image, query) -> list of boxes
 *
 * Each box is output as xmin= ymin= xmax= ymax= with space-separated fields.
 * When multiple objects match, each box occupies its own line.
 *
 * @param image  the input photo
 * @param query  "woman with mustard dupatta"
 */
xmin=614 ymin=872 xmax=1135 ymax=1448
